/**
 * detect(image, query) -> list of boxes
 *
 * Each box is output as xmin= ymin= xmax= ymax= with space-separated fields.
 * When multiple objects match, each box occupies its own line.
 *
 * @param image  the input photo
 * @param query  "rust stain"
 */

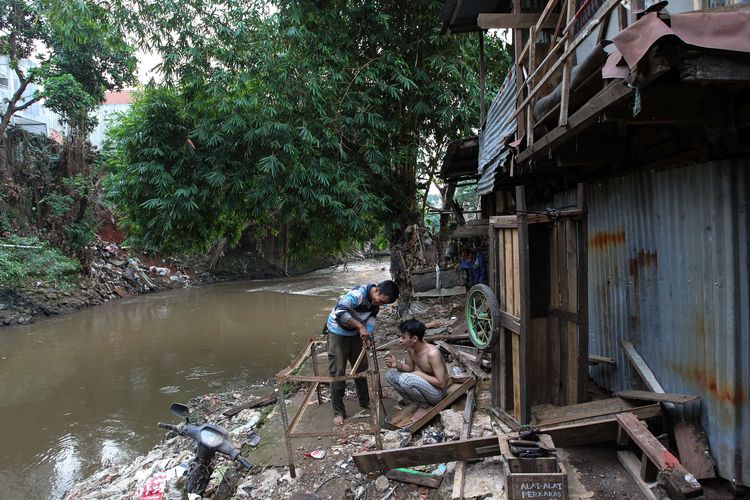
xmin=589 ymin=230 xmax=626 ymax=249
xmin=628 ymin=250 xmax=658 ymax=285
xmin=672 ymin=363 xmax=747 ymax=405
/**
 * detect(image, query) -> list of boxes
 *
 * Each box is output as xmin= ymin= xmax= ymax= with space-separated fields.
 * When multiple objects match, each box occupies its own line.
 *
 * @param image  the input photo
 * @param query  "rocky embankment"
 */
xmin=0 ymin=238 xmax=195 ymax=327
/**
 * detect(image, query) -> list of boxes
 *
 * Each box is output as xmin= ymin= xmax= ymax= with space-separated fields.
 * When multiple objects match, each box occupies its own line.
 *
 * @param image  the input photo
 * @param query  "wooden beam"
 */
xmin=437 ymin=341 xmax=489 ymax=380
xmin=533 ymin=398 xmax=661 ymax=427
xmin=680 ymin=52 xmax=750 ymax=83
xmin=451 ymin=385 xmax=476 ymax=499
xmin=515 ymin=81 xmax=634 ymax=164
xmin=614 ymin=390 xmax=699 ymax=405
xmin=477 ymin=13 xmax=557 ymax=29
xmin=353 ymin=436 xmax=501 ymax=473
xmin=616 ymin=412 xmax=703 ymax=497
xmin=222 ymin=395 xmax=277 ymax=417
xmin=673 ymin=422 xmax=717 ymax=480
xmin=620 ymin=340 xmax=664 ymax=392
xmin=618 ymin=451 xmax=659 ymax=500
xmin=386 ymin=469 xmax=443 ymax=488
xmin=588 ymin=354 xmax=616 ymax=365
xmin=516 ymin=185 xmax=532 ymax=424
xmin=539 ymin=404 xmax=662 ymax=447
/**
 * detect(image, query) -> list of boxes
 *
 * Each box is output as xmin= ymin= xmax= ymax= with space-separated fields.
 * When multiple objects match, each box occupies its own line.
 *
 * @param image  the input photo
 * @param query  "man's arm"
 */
xmin=334 ymin=289 xmax=370 ymax=337
xmin=396 ymin=350 xmax=415 ymax=372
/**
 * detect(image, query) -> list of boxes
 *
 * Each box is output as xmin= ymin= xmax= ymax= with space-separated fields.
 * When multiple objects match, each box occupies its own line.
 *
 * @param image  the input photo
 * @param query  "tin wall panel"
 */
xmin=478 ymin=68 xmax=516 ymax=195
xmin=585 ymin=160 xmax=749 ymax=486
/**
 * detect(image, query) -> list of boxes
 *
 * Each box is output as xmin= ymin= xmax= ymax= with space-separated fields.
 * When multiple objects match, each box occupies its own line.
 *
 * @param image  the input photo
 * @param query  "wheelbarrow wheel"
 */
xmin=465 ymin=284 xmax=501 ymax=350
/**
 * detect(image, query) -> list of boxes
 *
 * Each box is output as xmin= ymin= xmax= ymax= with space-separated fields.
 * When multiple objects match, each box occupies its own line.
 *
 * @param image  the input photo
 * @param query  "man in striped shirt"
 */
xmin=326 ymin=280 xmax=399 ymax=426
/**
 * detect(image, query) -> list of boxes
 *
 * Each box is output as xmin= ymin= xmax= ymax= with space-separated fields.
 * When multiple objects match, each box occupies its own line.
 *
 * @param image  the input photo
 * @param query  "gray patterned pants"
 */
xmin=386 ymin=369 xmax=446 ymax=408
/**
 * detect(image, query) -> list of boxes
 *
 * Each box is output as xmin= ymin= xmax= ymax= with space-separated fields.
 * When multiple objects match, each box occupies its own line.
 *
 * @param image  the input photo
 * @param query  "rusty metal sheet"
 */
xmin=583 ymin=159 xmax=750 ymax=487
xmin=613 ymin=10 xmax=750 ymax=70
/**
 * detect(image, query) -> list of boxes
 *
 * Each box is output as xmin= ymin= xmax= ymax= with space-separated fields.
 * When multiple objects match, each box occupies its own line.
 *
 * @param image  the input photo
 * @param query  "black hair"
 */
xmin=377 ymin=280 xmax=400 ymax=303
xmin=399 ymin=318 xmax=426 ymax=340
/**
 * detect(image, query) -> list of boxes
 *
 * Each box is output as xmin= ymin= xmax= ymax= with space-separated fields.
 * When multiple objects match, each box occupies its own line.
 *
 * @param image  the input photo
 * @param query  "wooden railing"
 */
xmin=478 ymin=0 xmax=631 ymax=149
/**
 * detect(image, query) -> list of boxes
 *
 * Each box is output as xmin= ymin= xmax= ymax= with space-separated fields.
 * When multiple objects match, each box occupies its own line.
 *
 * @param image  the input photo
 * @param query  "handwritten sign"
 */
xmin=509 ymin=477 xmax=567 ymax=499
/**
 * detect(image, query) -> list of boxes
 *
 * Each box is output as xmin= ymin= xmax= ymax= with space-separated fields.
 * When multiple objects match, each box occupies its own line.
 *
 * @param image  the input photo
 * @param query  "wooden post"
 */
xmin=451 ymin=385 xmax=476 ymax=499
xmin=576 ymin=183 xmax=588 ymax=402
xmin=311 ymin=341 xmax=323 ymax=405
xmin=559 ymin=0 xmax=576 ymax=126
xmin=479 ymin=30 xmax=486 ymax=125
xmin=277 ymin=379 xmax=296 ymax=477
xmin=527 ymin=26 xmax=536 ymax=145
xmin=513 ymin=0 xmax=525 ymax=140
xmin=516 ymin=185 xmax=531 ymax=423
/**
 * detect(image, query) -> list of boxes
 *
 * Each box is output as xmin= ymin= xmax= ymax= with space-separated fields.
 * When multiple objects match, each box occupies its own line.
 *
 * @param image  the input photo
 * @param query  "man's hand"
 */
xmin=384 ymin=353 xmax=397 ymax=368
xmin=358 ymin=325 xmax=370 ymax=341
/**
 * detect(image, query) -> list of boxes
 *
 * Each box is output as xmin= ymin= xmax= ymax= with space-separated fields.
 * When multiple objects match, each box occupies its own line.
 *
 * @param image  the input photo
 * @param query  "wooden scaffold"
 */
xmin=275 ymin=337 xmax=383 ymax=477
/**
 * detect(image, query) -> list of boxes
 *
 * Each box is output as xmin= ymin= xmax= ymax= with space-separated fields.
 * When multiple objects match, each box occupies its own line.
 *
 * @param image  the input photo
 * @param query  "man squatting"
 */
xmin=385 ymin=319 xmax=449 ymax=425
xmin=326 ymin=280 xmax=400 ymax=426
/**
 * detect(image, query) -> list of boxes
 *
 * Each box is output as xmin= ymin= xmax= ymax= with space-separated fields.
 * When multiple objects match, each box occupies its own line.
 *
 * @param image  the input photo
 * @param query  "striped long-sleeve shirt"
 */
xmin=326 ymin=284 xmax=380 ymax=337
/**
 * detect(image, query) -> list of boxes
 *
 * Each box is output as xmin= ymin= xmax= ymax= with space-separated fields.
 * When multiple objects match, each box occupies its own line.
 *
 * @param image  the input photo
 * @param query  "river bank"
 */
xmin=0 ymin=235 xmax=359 ymax=328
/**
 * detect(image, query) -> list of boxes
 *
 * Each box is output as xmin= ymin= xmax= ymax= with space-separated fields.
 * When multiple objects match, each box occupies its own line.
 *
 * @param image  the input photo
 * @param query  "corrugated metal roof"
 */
xmin=440 ymin=136 xmax=479 ymax=182
xmin=581 ymin=159 xmax=750 ymax=486
xmin=477 ymin=67 xmax=516 ymax=195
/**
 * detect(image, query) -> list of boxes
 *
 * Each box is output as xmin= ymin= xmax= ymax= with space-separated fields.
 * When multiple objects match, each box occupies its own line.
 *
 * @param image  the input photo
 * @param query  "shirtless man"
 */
xmin=384 ymin=319 xmax=449 ymax=425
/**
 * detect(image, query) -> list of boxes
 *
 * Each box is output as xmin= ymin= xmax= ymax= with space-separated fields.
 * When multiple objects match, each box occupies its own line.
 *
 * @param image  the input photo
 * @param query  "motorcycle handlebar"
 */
xmin=158 ymin=422 xmax=181 ymax=432
xmin=236 ymin=455 xmax=252 ymax=469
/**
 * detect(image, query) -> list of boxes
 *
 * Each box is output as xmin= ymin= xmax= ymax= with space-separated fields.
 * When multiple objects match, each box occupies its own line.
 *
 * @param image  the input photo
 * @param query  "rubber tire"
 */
xmin=465 ymin=284 xmax=501 ymax=351
xmin=186 ymin=460 xmax=213 ymax=496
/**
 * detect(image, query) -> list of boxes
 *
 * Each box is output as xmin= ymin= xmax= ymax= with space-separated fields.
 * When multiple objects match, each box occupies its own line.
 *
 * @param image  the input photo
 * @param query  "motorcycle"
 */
xmin=158 ymin=402 xmax=260 ymax=496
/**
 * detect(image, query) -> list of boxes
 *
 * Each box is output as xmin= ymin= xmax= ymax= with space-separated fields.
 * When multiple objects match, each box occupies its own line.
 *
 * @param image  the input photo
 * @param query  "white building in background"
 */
xmin=0 ymin=56 xmax=63 ymax=139
xmin=89 ymin=91 xmax=134 ymax=149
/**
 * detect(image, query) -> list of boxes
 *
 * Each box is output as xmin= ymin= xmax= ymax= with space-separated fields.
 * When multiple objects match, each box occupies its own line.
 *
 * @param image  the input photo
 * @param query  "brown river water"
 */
xmin=0 ymin=259 xmax=390 ymax=499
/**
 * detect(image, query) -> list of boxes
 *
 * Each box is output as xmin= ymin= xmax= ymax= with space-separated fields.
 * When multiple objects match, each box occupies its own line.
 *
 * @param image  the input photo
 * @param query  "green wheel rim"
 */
xmin=465 ymin=284 xmax=500 ymax=350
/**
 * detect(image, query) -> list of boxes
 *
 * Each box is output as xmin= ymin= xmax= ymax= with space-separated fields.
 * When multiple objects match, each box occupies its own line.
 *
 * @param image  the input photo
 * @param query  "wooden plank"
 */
xmin=512 ymin=333 xmax=521 ymax=420
xmin=517 ymin=186 xmax=531 ymax=423
xmin=529 ymin=318 xmax=550 ymax=405
xmin=617 ymin=451 xmax=659 ymax=500
xmin=540 ymin=405 xmax=662 ymax=447
xmin=386 ymin=469 xmax=444 ymax=488
xmin=673 ymin=421 xmax=717 ymax=480
xmin=515 ymin=81 xmax=634 ymax=164
xmin=527 ymin=25 xmax=537 ymax=146
xmin=451 ymin=386 xmax=476 ymax=499
xmin=477 ymin=13 xmax=557 ymax=29
xmin=558 ymin=0 xmax=576 ymax=126
xmin=386 ymin=377 xmax=476 ymax=433
xmin=534 ymin=398 xmax=660 ymax=427
xmin=222 ymin=395 xmax=278 ymax=417
xmin=620 ymin=340 xmax=665 ymax=392
xmin=566 ymin=321 xmax=578 ymax=403
xmin=505 ymin=229 xmax=515 ymax=317
xmin=353 ymin=435 xmax=501 ymax=473
xmin=512 ymin=228 xmax=521 ymax=318
xmin=549 ymin=315 xmax=562 ymax=406
xmin=588 ymin=354 xmax=616 ymax=365
xmin=575 ymin=184 xmax=589 ymax=404
xmin=437 ymin=342 xmax=489 ymax=380
xmin=498 ymin=309 xmax=521 ymax=334
xmin=616 ymin=412 xmax=702 ymax=497
xmin=614 ymin=390 xmax=699 ymax=405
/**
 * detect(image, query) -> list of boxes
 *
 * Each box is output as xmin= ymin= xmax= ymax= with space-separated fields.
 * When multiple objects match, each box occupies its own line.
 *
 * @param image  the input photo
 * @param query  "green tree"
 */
xmin=104 ymin=1 xmax=510 ymax=266
xmin=0 ymin=0 xmax=137 ymax=140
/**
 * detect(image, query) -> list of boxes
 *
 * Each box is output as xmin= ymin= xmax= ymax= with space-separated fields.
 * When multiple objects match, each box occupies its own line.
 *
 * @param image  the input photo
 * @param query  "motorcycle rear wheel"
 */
xmin=186 ymin=460 xmax=213 ymax=496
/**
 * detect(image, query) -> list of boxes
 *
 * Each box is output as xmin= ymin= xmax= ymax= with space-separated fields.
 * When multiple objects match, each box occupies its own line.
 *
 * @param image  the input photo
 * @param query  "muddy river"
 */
xmin=0 ymin=259 xmax=390 ymax=499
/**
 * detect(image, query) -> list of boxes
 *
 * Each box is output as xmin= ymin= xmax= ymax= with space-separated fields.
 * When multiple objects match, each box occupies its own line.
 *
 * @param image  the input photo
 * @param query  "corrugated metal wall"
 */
xmin=584 ymin=159 xmax=749 ymax=486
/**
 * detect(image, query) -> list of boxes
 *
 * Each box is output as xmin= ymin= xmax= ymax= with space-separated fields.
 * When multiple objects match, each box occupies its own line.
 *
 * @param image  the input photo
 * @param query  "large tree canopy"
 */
xmin=104 ymin=0 xmax=511 ymax=257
